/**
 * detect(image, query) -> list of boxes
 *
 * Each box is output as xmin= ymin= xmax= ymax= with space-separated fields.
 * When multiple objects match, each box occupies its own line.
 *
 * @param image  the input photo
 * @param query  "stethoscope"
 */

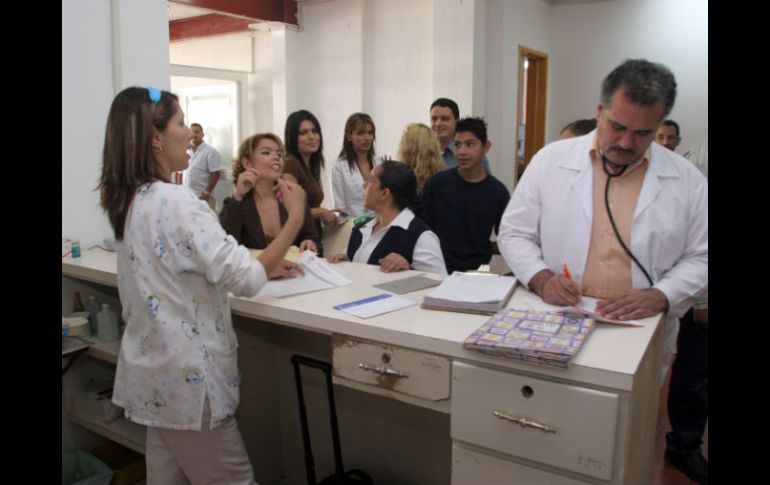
xmin=600 ymin=150 xmax=655 ymax=287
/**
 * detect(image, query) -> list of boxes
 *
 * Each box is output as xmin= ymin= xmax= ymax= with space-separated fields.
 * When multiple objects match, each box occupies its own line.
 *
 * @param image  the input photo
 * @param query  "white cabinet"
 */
xmin=451 ymin=361 xmax=622 ymax=482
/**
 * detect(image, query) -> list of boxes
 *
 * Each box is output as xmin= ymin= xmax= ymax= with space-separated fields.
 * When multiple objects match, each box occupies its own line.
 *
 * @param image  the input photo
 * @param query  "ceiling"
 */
xmin=166 ymin=1 xmax=299 ymax=41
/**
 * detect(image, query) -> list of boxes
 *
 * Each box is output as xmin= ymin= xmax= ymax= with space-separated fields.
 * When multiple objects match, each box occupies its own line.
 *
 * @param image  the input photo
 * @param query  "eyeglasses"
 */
xmin=147 ymin=86 xmax=161 ymax=104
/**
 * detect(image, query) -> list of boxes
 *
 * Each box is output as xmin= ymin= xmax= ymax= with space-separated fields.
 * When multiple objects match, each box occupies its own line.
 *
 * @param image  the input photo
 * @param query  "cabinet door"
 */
xmin=451 ymin=361 xmax=619 ymax=480
xmin=452 ymin=444 xmax=587 ymax=485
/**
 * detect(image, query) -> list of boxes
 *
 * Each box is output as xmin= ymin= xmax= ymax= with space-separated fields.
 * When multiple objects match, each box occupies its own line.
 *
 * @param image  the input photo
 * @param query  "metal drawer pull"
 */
xmin=358 ymin=363 xmax=409 ymax=378
xmin=493 ymin=411 xmax=556 ymax=433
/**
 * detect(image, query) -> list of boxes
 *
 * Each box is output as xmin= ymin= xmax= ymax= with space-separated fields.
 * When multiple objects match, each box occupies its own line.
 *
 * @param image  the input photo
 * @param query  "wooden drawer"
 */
xmin=451 ymin=361 xmax=619 ymax=480
xmin=452 ymin=443 xmax=587 ymax=485
xmin=331 ymin=334 xmax=450 ymax=402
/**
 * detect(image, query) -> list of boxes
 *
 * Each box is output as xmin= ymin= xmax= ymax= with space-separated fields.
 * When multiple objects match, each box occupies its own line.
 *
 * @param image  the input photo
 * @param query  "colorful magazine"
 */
xmin=462 ymin=308 xmax=595 ymax=368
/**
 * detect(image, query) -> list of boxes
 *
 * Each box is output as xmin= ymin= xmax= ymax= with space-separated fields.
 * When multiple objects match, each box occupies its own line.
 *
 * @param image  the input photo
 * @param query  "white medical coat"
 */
xmin=498 ymin=132 xmax=708 ymax=370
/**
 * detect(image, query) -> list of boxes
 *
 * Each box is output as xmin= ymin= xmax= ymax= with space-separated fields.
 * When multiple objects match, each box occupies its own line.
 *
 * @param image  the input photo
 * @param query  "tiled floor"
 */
xmin=651 ymin=368 xmax=708 ymax=484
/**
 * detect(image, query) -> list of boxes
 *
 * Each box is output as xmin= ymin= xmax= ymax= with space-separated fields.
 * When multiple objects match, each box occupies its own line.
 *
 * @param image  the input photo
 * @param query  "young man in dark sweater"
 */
xmin=420 ymin=117 xmax=510 ymax=273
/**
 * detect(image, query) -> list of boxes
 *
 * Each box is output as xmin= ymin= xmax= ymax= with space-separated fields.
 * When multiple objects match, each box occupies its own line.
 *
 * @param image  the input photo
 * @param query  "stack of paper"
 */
xmin=422 ymin=272 xmax=517 ymax=314
xmin=463 ymin=308 xmax=595 ymax=368
xmin=260 ymin=251 xmax=352 ymax=298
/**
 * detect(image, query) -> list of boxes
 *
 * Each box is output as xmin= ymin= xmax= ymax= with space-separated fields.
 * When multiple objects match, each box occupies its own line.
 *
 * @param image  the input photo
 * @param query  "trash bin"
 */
xmin=62 ymin=449 xmax=113 ymax=485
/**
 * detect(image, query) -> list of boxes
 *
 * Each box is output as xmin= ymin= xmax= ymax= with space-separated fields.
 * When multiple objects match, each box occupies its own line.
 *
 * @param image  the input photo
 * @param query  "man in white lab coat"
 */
xmin=498 ymin=58 xmax=708 ymax=388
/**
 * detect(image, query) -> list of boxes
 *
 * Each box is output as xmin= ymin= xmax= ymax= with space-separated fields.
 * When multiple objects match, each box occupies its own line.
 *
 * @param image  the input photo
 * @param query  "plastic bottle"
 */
xmin=96 ymin=303 xmax=119 ymax=342
xmin=72 ymin=292 xmax=85 ymax=313
xmin=86 ymin=295 xmax=100 ymax=336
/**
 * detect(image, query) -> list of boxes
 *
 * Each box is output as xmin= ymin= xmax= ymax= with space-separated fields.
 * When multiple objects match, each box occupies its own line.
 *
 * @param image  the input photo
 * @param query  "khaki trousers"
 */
xmin=145 ymin=397 xmax=257 ymax=485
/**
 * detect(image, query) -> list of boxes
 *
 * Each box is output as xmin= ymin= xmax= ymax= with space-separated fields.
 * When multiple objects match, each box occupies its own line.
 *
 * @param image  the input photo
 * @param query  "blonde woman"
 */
xmin=220 ymin=133 xmax=321 ymax=253
xmin=397 ymin=123 xmax=445 ymax=194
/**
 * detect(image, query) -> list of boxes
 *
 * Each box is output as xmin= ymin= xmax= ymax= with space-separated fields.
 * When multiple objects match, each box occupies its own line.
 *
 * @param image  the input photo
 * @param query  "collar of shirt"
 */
xmin=360 ymin=207 xmax=415 ymax=238
xmin=588 ymin=132 xmax=651 ymax=177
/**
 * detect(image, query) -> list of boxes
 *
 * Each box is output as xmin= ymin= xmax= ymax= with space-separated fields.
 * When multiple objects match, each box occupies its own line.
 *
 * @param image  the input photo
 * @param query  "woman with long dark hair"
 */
xmin=98 ymin=86 xmax=306 ymax=484
xmin=283 ymin=110 xmax=339 ymax=231
xmin=332 ymin=113 xmax=383 ymax=218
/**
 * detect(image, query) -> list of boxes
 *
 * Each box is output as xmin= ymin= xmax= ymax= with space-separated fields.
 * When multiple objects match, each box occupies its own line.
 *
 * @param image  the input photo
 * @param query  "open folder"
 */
xmin=421 ymin=272 xmax=518 ymax=315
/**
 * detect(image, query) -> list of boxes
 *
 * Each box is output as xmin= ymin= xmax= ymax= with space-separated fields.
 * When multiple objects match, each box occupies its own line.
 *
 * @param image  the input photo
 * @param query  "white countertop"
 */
xmin=63 ymin=248 xmax=662 ymax=391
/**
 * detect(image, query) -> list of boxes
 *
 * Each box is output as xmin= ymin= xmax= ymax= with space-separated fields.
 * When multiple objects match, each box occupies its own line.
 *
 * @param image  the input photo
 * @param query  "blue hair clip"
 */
xmin=147 ymin=86 xmax=161 ymax=104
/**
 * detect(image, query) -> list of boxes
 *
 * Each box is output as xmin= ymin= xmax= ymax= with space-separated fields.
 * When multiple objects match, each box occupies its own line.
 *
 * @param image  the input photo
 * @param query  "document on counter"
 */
xmin=520 ymin=296 xmax=643 ymax=326
xmin=334 ymin=293 xmax=417 ymax=319
xmin=260 ymin=252 xmax=352 ymax=298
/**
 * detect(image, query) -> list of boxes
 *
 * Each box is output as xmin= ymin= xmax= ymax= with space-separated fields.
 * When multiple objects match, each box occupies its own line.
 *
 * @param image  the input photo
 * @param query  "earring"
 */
xmin=154 ymin=144 xmax=164 ymax=153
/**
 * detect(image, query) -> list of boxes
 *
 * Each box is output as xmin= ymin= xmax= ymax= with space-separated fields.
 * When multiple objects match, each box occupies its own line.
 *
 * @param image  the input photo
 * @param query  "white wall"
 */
xmin=62 ymin=0 xmax=115 ymax=247
xmin=549 ymin=0 xmax=708 ymax=152
xmin=63 ymin=0 xmax=173 ymax=248
xmin=364 ymin=0 xmax=433 ymax=157
xmin=169 ymin=32 xmax=253 ymax=72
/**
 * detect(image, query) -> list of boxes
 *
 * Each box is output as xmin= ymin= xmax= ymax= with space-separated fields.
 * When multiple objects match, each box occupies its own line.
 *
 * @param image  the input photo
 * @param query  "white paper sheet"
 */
xmin=520 ymin=296 xmax=642 ymax=326
xmin=334 ymin=293 xmax=417 ymax=319
xmin=260 ymin=252 xmax=352 ymax=298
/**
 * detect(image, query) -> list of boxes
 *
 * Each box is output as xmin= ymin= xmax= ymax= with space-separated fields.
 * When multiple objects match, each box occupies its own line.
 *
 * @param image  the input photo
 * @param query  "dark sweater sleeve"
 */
xmin=219 ymin=196 xmax=246 ymax=245
xmin=297 ymin=203 xmax=323 ymax=254
xmin=419 ymin=181 xmax=435 ymax=230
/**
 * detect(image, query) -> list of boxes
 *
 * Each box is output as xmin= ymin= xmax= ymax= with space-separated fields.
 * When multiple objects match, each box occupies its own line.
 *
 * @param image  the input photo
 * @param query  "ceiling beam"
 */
xmin=169 ymin=0 xmax=298 ymax=24
xmin=169 ymin=14 xmax=257 ymax=42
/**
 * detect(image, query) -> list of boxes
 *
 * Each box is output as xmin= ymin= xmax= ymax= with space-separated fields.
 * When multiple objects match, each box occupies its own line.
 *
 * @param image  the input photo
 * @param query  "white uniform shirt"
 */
xmin=498 ymin=132 xmax=708 ymax=375
xmin=184 ymin=142 xmax=221 ymax=196
xmin=112 ymin=182 xmax=267 ymax=431
xmin=332 ymin=157 xmax=383 ymax=218
xmin=352 ymin=208 xmax=447 ymax=275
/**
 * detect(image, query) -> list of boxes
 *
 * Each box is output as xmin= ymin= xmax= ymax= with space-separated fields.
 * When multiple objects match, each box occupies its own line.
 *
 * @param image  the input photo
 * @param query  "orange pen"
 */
xmin=562 ymin=263 xmax=573 ymax=281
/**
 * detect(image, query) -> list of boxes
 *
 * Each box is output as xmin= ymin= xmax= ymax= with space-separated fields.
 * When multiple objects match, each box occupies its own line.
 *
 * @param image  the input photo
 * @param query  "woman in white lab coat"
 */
xmin=332 ymin=113 xmax=384 ymax=218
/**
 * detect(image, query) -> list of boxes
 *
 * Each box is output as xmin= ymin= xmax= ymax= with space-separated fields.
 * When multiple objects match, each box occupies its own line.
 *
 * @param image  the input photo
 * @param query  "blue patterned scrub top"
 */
xmin=111 ymin=182 xmax=267 ymax=431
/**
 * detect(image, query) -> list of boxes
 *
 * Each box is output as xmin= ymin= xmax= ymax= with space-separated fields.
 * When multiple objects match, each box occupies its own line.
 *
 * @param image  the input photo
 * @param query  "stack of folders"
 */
xmin=463 ymin=308 xmax=595 ymax=368
xmin=421 ymin=272 xmax=517 ymax=315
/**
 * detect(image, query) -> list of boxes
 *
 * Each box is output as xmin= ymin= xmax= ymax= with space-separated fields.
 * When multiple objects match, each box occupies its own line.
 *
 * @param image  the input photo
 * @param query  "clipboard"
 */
xmin=372 ymin=274 xmax=442 ymax=295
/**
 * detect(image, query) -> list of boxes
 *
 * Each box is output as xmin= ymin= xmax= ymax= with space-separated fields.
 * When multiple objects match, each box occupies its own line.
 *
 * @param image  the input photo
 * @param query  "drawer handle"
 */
xmin=358 ymin=363 xmax=409 ymax=378
xmin=493 ymin=411 xmax=556 ymax=433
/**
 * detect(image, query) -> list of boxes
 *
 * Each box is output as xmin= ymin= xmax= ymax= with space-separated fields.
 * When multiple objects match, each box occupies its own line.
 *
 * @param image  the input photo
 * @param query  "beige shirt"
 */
xmin=582 ymin=137 xmax=650 ymax=299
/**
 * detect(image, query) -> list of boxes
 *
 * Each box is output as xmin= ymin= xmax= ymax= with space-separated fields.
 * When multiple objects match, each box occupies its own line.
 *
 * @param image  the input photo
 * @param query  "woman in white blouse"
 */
xmin=327 ymin=161 xmax=446 ymax=275
xmin=332 ymin=113 xmax=383 ymax=218
xmin=98 ymin=86 xmax=306 ymax=485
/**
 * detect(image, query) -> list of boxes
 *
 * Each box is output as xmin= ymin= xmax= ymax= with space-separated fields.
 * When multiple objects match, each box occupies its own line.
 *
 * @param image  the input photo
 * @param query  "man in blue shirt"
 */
xmin=429 ymin=98 xmax=490 ymax=173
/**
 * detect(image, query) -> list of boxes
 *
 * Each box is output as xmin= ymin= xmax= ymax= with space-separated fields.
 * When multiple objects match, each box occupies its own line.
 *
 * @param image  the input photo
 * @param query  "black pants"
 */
xmin=666 ymin=308 xmax=709 ymax=453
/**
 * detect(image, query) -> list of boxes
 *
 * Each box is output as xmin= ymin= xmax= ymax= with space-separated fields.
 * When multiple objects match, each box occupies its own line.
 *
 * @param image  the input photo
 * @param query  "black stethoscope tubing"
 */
xmin=600 ymin=153 xmax=655 ymax=287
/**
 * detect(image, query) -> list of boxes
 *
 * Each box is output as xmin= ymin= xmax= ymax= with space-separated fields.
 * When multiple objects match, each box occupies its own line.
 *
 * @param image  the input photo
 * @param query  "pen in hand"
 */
xmin=561 ymin=263 xmax=582 ymax=305
xmin=562 ymin=263 xmax=573 ymax=281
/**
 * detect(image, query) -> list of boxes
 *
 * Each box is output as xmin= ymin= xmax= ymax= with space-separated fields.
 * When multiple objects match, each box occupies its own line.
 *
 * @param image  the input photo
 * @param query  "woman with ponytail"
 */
xmin=327 ymin=161 xmax=446 ymax=274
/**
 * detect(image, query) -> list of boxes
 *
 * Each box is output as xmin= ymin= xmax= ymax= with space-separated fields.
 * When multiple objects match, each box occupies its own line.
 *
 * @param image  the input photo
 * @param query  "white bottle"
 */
xmin=96 ymin=303 xmax=119 ymax=342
